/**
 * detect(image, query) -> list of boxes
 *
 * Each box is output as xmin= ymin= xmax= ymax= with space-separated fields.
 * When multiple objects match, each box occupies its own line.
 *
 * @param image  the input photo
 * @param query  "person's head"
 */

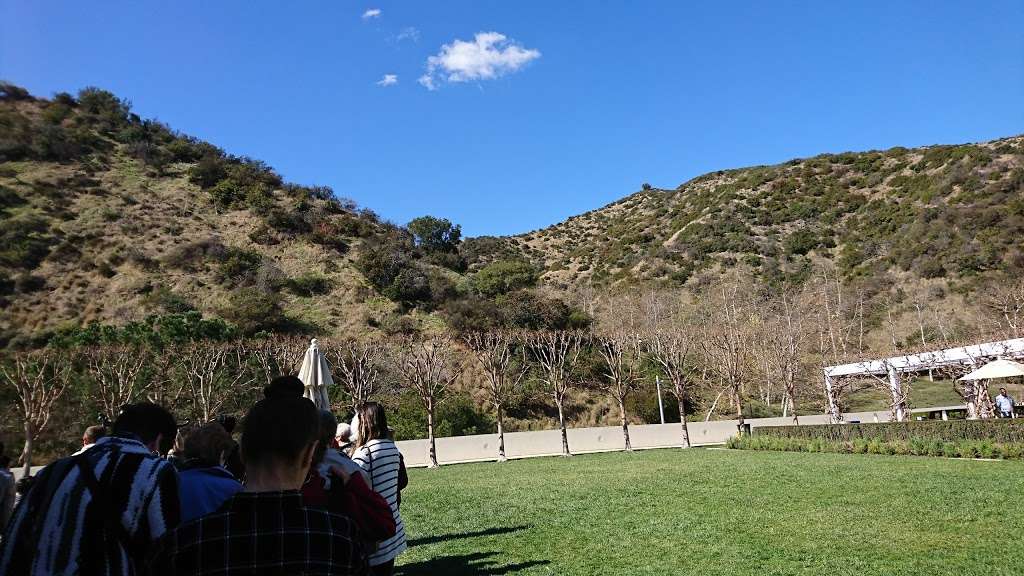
xmin=264 ymin=375 xmax=304 ymax=400
xmin=1000 ymin=388 xmax=1008 ymax=395
xmin=334 ymin=423 xmax=352 ymax=448
xmin=241 ymin=397 xmax=319 ymax=489
xmin=215 ymin=414 xmax=238 ymax=435
xmin=184 ymin=422 xmax=235 ymax=468
xmin=0 ymin=454 xmax=10 ymax=470
xmin=83 ymin=424 xmax=107 ymax=447
xmin=313 ymin=410 xmax=338 ymax=465
xmin=112 ymin=402 xmax=177 ymax=455
xmin=15 ymin=476 xmax=34 ymax=496
xmin=354 ymin=402 xmax=389 ymax=448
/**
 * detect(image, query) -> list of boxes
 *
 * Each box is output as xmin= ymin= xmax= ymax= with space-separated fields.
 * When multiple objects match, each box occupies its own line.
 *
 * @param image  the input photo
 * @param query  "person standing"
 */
xmin=147 ymin=397 xmax=367 ymax=575
xmin=995 ymin=388 xmax=1016 ymax=418
xmin=335 ymin=422 xmax=355 ymax=454
xmin=176 ymin=422 xmax=242 ymax=523
xmin=352 ymin=402 xmax=407 ymax=576
xmin=73 ymin=425 xmax=108 ymax=456
xmin=0 ymin=402 xmax=180 ymax=576
xmin=0 ymin=454 xmax=14 ymax=532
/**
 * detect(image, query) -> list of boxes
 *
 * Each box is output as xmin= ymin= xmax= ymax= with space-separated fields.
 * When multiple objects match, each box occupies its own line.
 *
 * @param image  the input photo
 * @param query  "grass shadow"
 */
xmin=407 ymin=524 xmax=531 ymax=547
xmin=397 ymin=551 xmax=550 ymax=576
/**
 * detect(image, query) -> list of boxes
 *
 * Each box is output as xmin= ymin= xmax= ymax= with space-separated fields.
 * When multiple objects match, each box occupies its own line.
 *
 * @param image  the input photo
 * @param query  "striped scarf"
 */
xmin=0 ymin=436 xmax=180 ymax=576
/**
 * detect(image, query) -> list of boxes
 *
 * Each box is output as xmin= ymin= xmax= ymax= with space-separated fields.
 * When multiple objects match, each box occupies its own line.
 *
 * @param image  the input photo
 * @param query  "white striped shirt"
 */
xmin=352 ymin=439 xmax=407 ymax=566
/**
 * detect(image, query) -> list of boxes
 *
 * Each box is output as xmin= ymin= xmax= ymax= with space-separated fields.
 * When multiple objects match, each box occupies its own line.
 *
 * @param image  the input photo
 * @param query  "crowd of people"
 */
xmin=0 ymin=375 xmax=409 ymax=576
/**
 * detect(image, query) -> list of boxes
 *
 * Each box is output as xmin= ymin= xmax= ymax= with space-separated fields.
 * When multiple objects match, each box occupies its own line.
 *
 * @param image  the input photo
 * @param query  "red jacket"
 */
xmin=302 ymin=469 xmax=396 ymax=543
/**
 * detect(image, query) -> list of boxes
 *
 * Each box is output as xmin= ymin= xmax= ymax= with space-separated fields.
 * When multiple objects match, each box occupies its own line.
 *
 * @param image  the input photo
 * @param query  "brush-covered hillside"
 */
xmin=3 ymin=81 xmax=1022 ymax=351
xmin=502 ymin=136 xmax=1024 ymax=291
xmin=0 ymin=84 xmax=586 ymax=349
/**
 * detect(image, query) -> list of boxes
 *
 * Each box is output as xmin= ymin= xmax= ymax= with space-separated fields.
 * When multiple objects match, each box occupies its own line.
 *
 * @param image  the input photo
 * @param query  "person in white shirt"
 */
xmin=995 ymin=388 xmax=1015 ymax=418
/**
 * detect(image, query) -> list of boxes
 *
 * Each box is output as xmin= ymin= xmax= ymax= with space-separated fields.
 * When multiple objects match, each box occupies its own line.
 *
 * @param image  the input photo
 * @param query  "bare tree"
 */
xmin=464 ymin=330 xmax=529 ymax=462
xmin=761 ymin=290 xmax=810 ymax=425
xmin=595 ymin=330 xmax=644 ymax=451
xmin=83 ymin=345 xmax=150 ymax=422
xmin=397 ymin=334 xmax=464 ymax=468
xmin=326 ymin=338 xmax=389 ymax=411
xmin=646 ymin=328 xmax=695 ymax=447
xmin=145 ymin=350 xmax=188 ymax=410
xmin=982 ymin=278 xmax=1024 ymax=339
xmin=815 ymin=264 xmax=866 ymax=362
xmin=697 ymin=283 xmax=752 ymax=433
xmin=1 ymin=350 xmax=73 ymax=475
xmin=526 ymin=330 xmax=584 ymax=456
xmin=248 ymin=336 xmax=308 ymax=386
xmin=179 ymin=343 xmax=255 ymax=423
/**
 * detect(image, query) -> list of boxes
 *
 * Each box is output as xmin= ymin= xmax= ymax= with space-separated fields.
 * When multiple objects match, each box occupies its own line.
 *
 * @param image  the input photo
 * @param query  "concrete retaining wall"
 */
xmin=396 ymin=408 xmax=902 ymax=467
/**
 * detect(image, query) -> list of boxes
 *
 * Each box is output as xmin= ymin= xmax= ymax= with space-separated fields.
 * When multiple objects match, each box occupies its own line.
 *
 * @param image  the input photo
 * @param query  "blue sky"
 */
xmin=2 ymin=1 xmax=1023 ymax=236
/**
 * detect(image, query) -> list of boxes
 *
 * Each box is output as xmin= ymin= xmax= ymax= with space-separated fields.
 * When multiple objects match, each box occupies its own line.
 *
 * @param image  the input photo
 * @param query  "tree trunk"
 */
xmin=618 ymin=397 xmax=632 ymax=451
xmin=495 ymin=402 xmax=507 ymax=462
xmin=556 ymin=398 xmax=571 ymax=456
xmin=426 ymin=397 xmax=439 ymax=468
xmin=824 ymin=374 xmax=843 ymax=423
xmin=677 ymin=396 xmax=690 ymax=448
xmin=22 ymin=420 xmax=33 ymax=478
xmin=734 ymin=389 xmax=745 ymax=434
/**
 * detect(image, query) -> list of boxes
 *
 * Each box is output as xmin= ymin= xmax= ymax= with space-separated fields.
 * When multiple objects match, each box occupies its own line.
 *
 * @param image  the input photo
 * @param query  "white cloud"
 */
xmin=361 ymin=8 xmax=381 ymax=20
xmin=395 ymin=27 xmax=420 ymax=43
xmin=376 ymin=74 xmax=398 ymax=87
xmin=417 ymin=74 xmax=436 ymax=91
xmin=419 ymin=31 xmax=540 ymax=90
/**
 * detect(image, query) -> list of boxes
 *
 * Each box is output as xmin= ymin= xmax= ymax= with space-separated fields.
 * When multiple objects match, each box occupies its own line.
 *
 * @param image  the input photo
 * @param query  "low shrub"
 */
xmin=731 ymin=431 xmax=1024 ymax=460
xmin=755 ymin=419 xmax=1024 ymax=444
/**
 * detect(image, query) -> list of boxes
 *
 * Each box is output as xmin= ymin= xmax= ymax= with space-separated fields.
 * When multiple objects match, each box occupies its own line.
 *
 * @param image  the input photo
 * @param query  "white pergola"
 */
xmin=823 ymin=338 xmax=1024 ymax=422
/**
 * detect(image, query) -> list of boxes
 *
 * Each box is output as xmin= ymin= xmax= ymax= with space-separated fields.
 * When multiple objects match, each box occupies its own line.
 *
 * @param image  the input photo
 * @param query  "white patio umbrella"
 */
xmin=298 ymin=338 xmax=333 ymax=409
xmin=958 ymin=359 xmax=1024 ymax=381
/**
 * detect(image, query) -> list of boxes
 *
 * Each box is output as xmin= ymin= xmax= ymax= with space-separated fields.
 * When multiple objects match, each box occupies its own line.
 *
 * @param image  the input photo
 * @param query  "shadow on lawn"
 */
xmin=396 ymin=552 xmax=550 ymax=575
xmin=406 ymin=525 xmax=530 ymax=547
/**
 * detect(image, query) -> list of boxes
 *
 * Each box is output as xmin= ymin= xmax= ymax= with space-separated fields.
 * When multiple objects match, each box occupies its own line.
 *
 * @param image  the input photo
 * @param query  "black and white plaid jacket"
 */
xmin=147 ymin=490 xmax=368 ymax=576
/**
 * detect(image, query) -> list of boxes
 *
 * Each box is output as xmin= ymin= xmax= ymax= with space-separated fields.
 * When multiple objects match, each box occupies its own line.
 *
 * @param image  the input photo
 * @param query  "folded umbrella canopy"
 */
xmin=298 ymin=338 xmax=333 ymax=409
xmin=958 ymin=358 xmax=1024 ymax=381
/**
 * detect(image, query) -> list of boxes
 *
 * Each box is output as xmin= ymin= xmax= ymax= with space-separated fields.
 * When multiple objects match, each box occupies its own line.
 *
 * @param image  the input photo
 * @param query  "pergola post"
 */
xmin=886 ymin=362 xmax=907 ymax=422
xmin=824 ymin=373 xmax=843 ymax=423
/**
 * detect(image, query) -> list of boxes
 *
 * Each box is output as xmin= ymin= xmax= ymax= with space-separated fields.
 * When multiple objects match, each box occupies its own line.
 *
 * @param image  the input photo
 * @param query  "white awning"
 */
xmin=958 ymin=359 xmax=1024 ymax=381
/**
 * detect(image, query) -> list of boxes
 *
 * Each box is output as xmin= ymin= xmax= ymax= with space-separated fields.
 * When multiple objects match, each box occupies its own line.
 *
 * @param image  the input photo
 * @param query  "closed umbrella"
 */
xmin=298 ymin=338 xmax=333 ymax=409
xmin=958 ymin=359 xmax=1024 ymax=381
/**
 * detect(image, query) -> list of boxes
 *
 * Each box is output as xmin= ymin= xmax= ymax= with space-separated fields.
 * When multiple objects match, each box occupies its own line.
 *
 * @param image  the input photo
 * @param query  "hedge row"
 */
xmin=753 ymin=419 xmax=1024 ymax=444
xmin=727 ymin=434 xmax=1024 ymax=460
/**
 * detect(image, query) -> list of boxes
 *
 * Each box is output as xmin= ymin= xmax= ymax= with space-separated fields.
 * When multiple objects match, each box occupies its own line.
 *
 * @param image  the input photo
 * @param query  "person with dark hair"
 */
xmin=73 ymin=424 xmax=108 ymax=456
xmin=0 ymin=402 xmax=181 ymax=576
xmin=148 ymin=397 xmax=367 ymax=575
xmin=176 ymin=423 xmax=242 ymax=522
xmin=214 ymin=414 xmax=237 ymax=435
xmin=264 ymin=374 xmax=305 ymax=399
xmin=0 ymin=454 xmax=13 ymax=531
xmin=352 ymin=402 xmax=407 ymax=576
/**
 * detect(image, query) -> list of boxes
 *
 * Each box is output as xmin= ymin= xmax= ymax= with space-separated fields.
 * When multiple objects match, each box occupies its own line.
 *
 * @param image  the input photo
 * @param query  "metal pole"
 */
xmin=656 ymin=375 xmax=665 ymax=424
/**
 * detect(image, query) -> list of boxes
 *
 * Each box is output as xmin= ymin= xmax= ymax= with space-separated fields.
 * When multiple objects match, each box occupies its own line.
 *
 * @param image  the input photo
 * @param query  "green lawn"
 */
xmin=396 ymin=449 xmax=1024 ymax=576
xmin=844 ymin=377 xmax=967 ymax=413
